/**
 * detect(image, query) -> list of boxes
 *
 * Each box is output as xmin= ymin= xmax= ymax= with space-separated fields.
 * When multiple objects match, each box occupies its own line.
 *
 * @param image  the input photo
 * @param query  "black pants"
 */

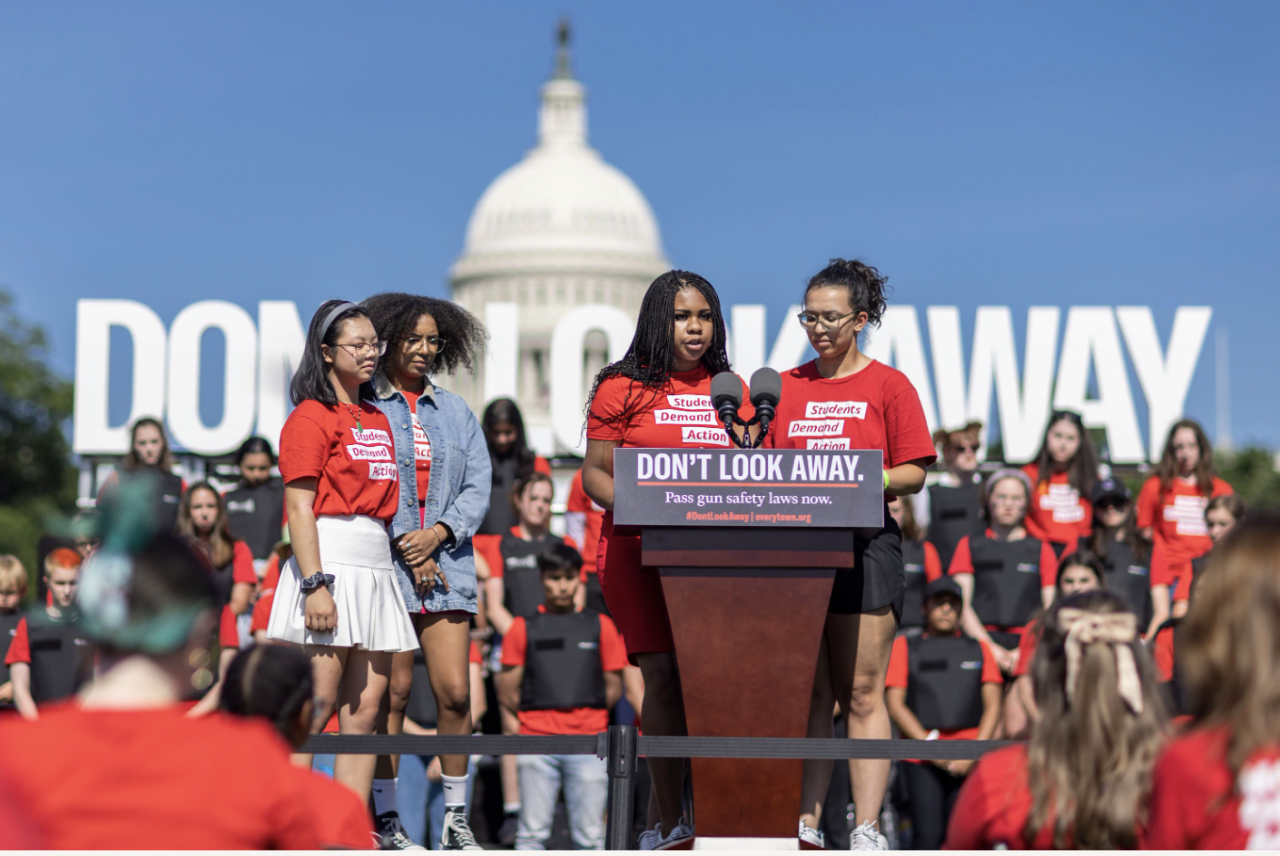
xmin=902 ymin=761 xmax=965 ymax=849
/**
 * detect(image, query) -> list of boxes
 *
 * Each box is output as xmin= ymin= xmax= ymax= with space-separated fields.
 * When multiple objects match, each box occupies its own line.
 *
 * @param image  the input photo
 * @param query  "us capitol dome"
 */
xmin=448 ymin=23 xmax=670 ymax=454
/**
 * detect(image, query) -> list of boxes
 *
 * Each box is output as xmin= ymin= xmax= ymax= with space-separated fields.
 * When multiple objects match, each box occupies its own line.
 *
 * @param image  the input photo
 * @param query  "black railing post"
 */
xmin=603 ymin=724 xmax=638 ymax=850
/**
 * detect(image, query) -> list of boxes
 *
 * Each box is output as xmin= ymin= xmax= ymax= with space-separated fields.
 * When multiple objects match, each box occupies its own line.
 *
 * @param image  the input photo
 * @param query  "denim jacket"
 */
xmin=372 ymin=371 xmax=492 ymax=613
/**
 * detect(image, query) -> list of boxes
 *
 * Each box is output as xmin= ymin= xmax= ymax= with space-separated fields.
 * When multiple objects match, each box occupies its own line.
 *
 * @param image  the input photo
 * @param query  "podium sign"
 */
xmin=612 ymin=447 xmax=884 ymax=531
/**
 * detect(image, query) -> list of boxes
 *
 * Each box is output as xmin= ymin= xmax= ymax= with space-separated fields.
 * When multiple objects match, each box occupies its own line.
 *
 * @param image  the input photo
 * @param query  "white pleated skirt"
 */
xmin=267 ymin=515 xmax=418 ymax=652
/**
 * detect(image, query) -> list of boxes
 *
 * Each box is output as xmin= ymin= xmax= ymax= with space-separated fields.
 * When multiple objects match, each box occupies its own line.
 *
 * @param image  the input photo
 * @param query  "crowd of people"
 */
xmin=0 ymin=259 xmax=1275 ymax=851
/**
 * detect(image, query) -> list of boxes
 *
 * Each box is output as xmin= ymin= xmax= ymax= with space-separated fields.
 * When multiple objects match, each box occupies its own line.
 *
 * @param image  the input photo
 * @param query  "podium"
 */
xmin=613 ymin=448 xmax=884 ymax=847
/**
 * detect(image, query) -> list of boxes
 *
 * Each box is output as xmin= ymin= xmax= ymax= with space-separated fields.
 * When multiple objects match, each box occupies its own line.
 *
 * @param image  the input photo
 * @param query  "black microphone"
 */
xmin=710 ymin=372 xmax=743 ymax=442
xmin=749 ymin=367 xmax=782 ymax=446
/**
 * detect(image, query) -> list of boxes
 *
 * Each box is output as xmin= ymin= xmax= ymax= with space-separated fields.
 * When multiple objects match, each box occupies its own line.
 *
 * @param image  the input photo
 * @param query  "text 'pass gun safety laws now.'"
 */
xmin=612 ymin=448 xmax=884 ymax=531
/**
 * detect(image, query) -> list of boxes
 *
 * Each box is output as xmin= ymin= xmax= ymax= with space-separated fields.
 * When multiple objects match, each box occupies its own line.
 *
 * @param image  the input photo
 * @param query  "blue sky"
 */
xmin=2 ymin=2 xmax=1278 ymax=450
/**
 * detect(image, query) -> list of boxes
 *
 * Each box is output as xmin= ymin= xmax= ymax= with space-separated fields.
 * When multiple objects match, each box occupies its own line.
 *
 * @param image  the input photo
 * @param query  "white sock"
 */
xmin=371 ymin=778 xmax=398 ymax=816
xmin=502 ymin=800 xmax=521 ymax=816
xmin=442 ymin=774 xmax=469 ymax=809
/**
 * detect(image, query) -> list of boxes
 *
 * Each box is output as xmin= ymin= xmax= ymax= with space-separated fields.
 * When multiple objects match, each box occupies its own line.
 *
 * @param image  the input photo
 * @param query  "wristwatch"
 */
xmin=299 ymin=573 xmax=335 ymax=593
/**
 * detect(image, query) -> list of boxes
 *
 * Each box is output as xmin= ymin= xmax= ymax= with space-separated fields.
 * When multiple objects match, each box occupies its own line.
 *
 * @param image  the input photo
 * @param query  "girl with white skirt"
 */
xmin=268 ymin=299 xmax=418 ymax=803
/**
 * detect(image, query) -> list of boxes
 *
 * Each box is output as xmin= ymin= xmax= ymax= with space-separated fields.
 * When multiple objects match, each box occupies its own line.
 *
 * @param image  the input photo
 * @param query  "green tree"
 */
xmin=0 ymin=286 xmax=76 ymax=582
xmin=1216 ymin=447 xmax=1280 ymax=512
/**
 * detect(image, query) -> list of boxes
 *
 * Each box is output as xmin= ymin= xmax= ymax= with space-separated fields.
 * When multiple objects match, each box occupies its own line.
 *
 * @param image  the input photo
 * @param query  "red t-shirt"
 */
xmin=293 ymin=768 xmax=375 ymax=849
xmin=586 ymin=365 xmax=752 ymax=450
xmin=500 ymin=607 xmax=627 ymax=736
xmin=885 ymin=633 xmax=1002 ymax=744
xmin=921 ymin=540 xmax=944 ymax=582
xmin=1148 ymin=727 xmax=1280 ymax=849
xmin=277 ymin=399 xmax=399 ymax=522
xmin=765 ymin=360 xmax=937 ymax=468
xmin=401 ymin=390 xmax=433 ymax=502
xmin=945 ymin=744 xmax=1087 ymax=849
xmin=1020 ymin=464 xmax=1092 ymax=544
xmin=5 ymin=617 xmax=30 ymax=665
xmin=1136 ymin=475 xmax=1232 ymax=587
xmin=218 ymin=605 xmax=240 ymax=649
xmin=947 ymin=530 xmax=1059 ymax=634
xmin=0 ymin=704 xmax=340 ymax=849
xmin=469 ymin=639 xmax=482 ymax=664
xmin=229 ymin=540 xmax=257 ymax=585
xmin=1011 ymin=620 xmax=1041 ymax=678
xmin=566 ymin=469 xmax=604 ymax=575
xmin=249 ymin=558 xmax=283 ymax=635
xmin=1153 ymin=622 xmax=1176 ymax=682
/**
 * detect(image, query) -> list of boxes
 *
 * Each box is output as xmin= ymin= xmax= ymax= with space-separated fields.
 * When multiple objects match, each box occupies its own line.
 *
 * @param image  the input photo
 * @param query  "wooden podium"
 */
xmin=613 ymin=448 xmax=884 ymax=848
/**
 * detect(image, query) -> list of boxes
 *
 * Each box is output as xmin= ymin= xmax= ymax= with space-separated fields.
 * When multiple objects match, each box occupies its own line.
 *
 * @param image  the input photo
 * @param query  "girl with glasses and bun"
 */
xmin=944 ymin=589 xmax=1167 ymax=848
xmin=1136 ymin=418 xmax=1232 ymax=619
xmin=1146 ymin=514 xmax=1280 ymax=848
xmin=947 ymin=470 xmax=1062 ymax=674
xmin=764 ymin=259 xmax=936 ymax=850
xmin=1021 ymin=410 xmax=1098 ymax=552
xmin=363 ymin=291 xmax=491 ymax=851
xmin=922 ymin=421 xmax=986 ymax=570
xmin=266 ymin=299 xmax=419 ymax=806
xmin=582 ymin=270 xmax=751 ymax=851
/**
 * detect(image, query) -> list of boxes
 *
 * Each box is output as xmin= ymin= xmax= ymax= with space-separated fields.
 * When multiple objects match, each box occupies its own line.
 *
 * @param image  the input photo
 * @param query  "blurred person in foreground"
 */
xmin=0 ymin=506 xmax=346 ymax=848
xmin=1146 ymin=513 xmax=1280 ymax=848
xmin=944 ymin=589 xmax=1167 ymax=848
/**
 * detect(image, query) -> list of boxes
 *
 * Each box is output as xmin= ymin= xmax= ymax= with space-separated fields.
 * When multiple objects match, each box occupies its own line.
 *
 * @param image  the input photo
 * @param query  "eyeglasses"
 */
xmin=797 ymin=310 xmax=857 ymax=330
xmin=1097 ymin=498 xmax=1128 ymax=511
xmin=404 ymin=335 xmax=447 ymax=352
xmin=332 ymin=341 xmax=387 ymax=358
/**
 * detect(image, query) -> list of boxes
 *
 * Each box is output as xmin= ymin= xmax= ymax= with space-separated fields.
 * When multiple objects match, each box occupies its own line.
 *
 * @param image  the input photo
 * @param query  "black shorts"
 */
xmin=829 ymin=516 xmax=904 ymax=620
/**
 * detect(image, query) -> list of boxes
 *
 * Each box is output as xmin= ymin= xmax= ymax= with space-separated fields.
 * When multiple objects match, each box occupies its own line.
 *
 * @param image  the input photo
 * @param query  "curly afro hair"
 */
xmin=361 ymin=292 xmax=487 ymax=377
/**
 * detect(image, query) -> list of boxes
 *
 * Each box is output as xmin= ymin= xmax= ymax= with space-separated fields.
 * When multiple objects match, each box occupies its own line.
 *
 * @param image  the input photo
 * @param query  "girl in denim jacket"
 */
xmin=364 ymin=293 xmax=490 ymax=851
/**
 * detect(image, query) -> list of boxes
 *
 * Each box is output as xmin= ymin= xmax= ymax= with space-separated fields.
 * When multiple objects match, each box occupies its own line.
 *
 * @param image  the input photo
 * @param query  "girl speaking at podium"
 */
xmin=581 ymin=270 xmax=751 ymax=850
xmin=765 ymin=258 xmax=936 ymax=850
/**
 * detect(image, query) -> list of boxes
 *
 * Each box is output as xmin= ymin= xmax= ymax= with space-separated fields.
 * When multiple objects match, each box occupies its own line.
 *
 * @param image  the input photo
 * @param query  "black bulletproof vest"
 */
xmin=0 ymin=611 xmax=22 ymax=696
xmin=404 ymin=647 xmax=439 ymax=729
xmin=520 ymin=610 xmax=607 ymax=712
xmin=899 ymin=539 xmax=928 ymax=629
xmin=225 ymin=479 xmax=286 ymax=560
xmin=969 ymin=537 xmax=1045 ymax=629
xmin=26 ymin=611 xmax=95 ymax=704
xmin=501 ymin=532 xmax=563 ymax=619
xmin=210 ymin=554 xmax=236 ymax=608
xmin=1101 ymin=540 xmax=1154 ymax=628
xmin=1156 ymin=618 xmax=1192 ymax=718
xmin=905 ymin=635 xmax=985 ymax=731
xmin=927 ymin=483 xmax=985 ymax=569
xmin=478 ymin=456 xmax=521 ymax=537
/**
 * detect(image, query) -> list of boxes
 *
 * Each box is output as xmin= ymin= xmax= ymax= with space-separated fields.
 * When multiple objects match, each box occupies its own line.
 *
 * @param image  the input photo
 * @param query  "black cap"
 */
xmin=923 ymin=577 xmax=963 ymax=602
xmin=1091 ymin=477 xmax=1131 ymax=505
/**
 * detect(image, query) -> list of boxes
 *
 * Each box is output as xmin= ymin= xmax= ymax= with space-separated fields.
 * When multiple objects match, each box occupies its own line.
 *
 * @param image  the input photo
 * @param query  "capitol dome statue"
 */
xmin=449 ymin=22 xmax=670 ymax=454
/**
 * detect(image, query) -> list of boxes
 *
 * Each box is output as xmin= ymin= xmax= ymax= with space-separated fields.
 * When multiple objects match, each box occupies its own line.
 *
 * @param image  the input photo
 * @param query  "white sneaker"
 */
xmin=657 ymin=817 xmax=695 ymax=850
xmin=799 ymin=820 xmax=825 ymax=848
xmin=850 ymin=820 xmax=888 ymax=850
xmin=638 ymin=821 xmax=664 ymax=850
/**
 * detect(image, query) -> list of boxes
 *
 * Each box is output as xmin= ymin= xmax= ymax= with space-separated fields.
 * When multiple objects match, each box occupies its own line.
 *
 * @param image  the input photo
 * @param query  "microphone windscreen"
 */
xmin=749 ymin=367 xmax=783 ymax=408
xmin=710 ymin=372 xmax=743 ymax=408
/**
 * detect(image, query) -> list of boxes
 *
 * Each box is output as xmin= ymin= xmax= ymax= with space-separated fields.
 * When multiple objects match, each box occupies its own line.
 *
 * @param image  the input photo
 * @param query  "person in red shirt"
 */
xmin=763 ymin=258 xmax=937 ymax=850
xmin=948 ymin=469 xmax=1061 ymax=674
xmin=177 ymin=482 xmax=256 ymax=628
xmin=582 ymin=269 xmax=749 ymax=850
xmin=266 ymin=300 xmax=418 ymax=805
xmin=1136 ymin=418 xmax=1232 ymax=616
xmin=6 ymin=549 xmax=93 ymax=720
xmin=1020 ymin=409 xmax=1098 ymax=549
xmin=497 ymin=543 xmax=625 ymax=849
xmin=1002 ymin=550 xmax=1105 ymax=738
xmin=891 ymin=496 xmax=943 ymax=631
xmin=944 ymin=589 xmax=1167 ymax=849
xmin=885 ymin=577 xmax=1002 ymax=849
xmin=1147 ymin=514 xmax=1280 ymax=849
xmin=565 ymin=468 xmax=605 ymax=613
xmin=0 ymin=531 xmax=338 ymax=849
xmin=0 ymin=556 xmax=29 ymax=712
xmin=474 ymin=399 xmax=552 ymax=580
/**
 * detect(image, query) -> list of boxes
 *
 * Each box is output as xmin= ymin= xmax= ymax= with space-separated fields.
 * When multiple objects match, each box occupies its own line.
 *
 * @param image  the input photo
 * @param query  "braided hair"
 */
xmin=219 ymin=644 xmax=314 ymax=746
xmin=584 ymin=270 xmax=732 ymax=430
xmin=361 ymin=292 xmax=487 ymax=377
